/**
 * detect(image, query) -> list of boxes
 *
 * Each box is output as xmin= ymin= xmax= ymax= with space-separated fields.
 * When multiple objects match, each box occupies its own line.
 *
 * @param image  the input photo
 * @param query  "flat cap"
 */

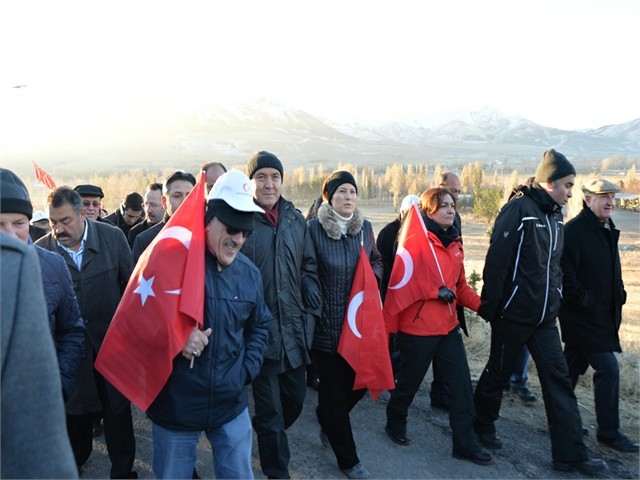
xmin=581 ymin=178 xmax=620 ymax=194
xmin=74 ymin=184 xmax=104 ymax=198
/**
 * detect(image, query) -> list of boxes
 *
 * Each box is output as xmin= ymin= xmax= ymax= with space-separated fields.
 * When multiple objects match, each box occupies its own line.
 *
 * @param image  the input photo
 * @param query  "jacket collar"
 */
xmin=580 ymin=201 xmax=617 ymax=232
xmin=317 ymin=202 xmax=364 ymax=240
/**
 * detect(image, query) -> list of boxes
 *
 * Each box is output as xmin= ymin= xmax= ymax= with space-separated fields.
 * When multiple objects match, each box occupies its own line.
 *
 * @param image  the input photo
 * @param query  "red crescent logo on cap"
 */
xmin=242 ymin=182 xmax=249 ymax=192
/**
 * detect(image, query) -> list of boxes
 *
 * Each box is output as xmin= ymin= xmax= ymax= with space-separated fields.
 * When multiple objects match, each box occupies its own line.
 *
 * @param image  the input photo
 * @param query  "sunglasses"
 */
xmin=225 ymin=225 xmax=251 ymax=238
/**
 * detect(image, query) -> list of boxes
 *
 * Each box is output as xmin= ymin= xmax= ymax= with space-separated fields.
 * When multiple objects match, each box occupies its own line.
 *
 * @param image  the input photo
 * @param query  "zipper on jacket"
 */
xmin=537 ymin=216 xmax=553 ymax=326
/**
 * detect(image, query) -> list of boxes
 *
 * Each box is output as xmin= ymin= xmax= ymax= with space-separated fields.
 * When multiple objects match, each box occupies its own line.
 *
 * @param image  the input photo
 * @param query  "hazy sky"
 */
xmin=1 ymin=0 xmax=639 ymax=133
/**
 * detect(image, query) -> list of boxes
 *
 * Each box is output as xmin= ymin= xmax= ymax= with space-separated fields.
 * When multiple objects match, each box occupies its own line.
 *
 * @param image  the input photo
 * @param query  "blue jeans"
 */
xmin=152 ymin=408 xmax=253 ymax=479
xmin=509 ymin=346 xmax=531 ymax=387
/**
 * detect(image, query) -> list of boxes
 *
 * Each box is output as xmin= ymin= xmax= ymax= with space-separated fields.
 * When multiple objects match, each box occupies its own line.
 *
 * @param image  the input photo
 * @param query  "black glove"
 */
xmin=304 ymin=286 xmax=322 ymax=309
xmin=437 ymin=286 xmax=456 ymax=304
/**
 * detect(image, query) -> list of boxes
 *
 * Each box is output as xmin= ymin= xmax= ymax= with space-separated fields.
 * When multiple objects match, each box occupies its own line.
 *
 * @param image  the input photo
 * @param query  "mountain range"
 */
xmin=4 ymin=99 xmax=638 ymax=175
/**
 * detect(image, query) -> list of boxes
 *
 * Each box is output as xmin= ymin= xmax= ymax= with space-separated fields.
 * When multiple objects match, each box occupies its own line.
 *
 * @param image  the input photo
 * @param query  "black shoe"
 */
xmin=478 ymin=432 xmax=503 ymax=449
xmin=510 ymin=385 xmax=537 ymax=402
xmin=385 ymin=425 xmax=412 ymax=446
xmin=452 ymin=449 xmax=493 ymax=466
xmin=598 ymin=434 xmax=640 ymax=453
xmin=430 ymin=400 xmax=450 ymax=411
xmin=553 ymin=458 xmax=607 ymax=474
xmin=307 ymin=374 xmax=320 ymax=391
xmin=110 ymin=472 xmax=138 ymax=479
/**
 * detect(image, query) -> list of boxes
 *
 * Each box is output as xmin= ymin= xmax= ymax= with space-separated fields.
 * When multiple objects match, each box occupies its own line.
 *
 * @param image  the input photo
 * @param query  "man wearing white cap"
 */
xmin=559 ymin=178 xmax=637 ymax=453
xmin=146 ymin=170 xmax=273 ymax=479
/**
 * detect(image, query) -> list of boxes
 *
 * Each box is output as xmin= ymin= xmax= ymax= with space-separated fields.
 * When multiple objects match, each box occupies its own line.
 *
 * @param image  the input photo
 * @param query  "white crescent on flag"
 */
xmin=388 ymin=247 xmax=413 ymax=290
xmin=156 ymin=226 xmax=192 ymax=249
xmin=347 ymin=291 xmax=364 ymax=339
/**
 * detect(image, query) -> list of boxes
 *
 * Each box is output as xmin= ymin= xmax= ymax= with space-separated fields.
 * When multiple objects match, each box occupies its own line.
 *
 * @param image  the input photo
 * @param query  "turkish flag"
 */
xmin=383 ymin=204 xmax=440 ymax=332
xmin=95 ymin=171 xmax=206 ymax=411
xmin=338 ymin=246 xmax=395 ymax=401
xmin=32 ymin=161 xmax=56 ymax=190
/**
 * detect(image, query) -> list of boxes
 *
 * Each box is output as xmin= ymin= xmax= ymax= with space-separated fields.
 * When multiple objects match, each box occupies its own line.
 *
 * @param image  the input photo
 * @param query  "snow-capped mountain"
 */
xmin=4 ymin=101 xmax=638 ymax=175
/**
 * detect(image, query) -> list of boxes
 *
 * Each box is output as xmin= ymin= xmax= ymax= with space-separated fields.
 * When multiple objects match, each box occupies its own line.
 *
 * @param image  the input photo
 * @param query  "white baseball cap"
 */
xmin=207 ymin=170 xmax=264 ymax=213
xmin=205 ymin=170 xmax=264 ymax=230
xmin=400 ymin=195 xmax=420 ymax=213
xmin=30 ymin=210 xmax=48 ymax=224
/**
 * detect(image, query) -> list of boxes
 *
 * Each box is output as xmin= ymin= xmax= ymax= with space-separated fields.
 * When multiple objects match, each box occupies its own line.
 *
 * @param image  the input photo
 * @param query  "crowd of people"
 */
xmin=0 ymin=147 xmax=637 ymax=480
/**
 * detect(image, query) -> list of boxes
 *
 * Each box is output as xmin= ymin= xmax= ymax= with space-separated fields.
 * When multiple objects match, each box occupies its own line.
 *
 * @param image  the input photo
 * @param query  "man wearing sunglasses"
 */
xmin=241 ymin=151 xmax=321 ymax=479
xmin=147 ymin=170 xmax=273 ymax=479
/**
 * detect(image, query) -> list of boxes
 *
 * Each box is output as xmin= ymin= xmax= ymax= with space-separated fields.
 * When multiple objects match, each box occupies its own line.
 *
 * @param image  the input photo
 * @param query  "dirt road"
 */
xmin=80 ymin=375 xmax=638 ymax=479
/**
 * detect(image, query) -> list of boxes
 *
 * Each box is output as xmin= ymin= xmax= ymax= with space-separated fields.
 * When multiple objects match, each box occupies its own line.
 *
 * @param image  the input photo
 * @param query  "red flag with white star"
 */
xmin=95 ymin=172 xmax=205 ymax=411
xmin=338 ymin=246 xmax=395 ymax=400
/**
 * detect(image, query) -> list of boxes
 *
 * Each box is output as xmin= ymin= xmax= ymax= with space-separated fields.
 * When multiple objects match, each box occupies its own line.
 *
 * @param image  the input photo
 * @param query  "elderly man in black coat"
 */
xmin=37 ymin=186 xmax=137 ymax=478
xmin=559 ymin=178 xmax=637 ymax=453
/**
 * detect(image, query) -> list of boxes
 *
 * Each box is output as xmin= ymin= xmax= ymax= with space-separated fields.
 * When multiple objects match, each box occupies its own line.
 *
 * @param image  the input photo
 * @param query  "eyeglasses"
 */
xmin=82 ymin=201 xmax=101 ymax=208
xmin=225 ymin=225 xmax=250 ymax=238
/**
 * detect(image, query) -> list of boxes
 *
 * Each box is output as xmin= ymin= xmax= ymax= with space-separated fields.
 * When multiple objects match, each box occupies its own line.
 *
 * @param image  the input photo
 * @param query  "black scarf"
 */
xmin=424 ymin=216 xmax=459 ymax=248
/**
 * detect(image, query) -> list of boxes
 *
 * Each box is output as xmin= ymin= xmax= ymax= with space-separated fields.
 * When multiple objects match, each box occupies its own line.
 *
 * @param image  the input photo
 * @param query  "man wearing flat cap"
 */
xmin=146 ymin=170 xmax=273 ymax=479
xmin=74 ymin=184 xmax=106 ymax=222
xmin=559 ymin=179 xmax=637 ymax=453
xmin=473 ymin=149 xmax=607 ymax=474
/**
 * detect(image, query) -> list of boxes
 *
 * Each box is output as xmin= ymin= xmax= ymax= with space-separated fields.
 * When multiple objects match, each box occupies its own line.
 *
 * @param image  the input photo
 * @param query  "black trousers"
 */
xmin=386 ymin=328 xmax=481 ymax=455
xmin=313 ymin=349 xmax=366 ymax=470
xmin=67 ymin=368 xmax=136 ymax=478
xmin=564 ymin=346 xmax=622 ymax=440
xmin=252 ymin=364 xmax=307 ymax=479
xmin=473 ymin=320 xmax=588 ymax=463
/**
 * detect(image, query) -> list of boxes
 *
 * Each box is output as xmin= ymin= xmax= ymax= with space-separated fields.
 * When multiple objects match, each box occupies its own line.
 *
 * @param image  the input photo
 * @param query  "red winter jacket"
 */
xmin=396 ymin=229 xmax=480 ymax=336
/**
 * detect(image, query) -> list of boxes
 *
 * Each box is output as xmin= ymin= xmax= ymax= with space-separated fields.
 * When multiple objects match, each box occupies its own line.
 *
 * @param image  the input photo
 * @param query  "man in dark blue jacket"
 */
xmin=0 ymin=168 xmax=85 ymax=401
xmin=147 ymin=170 xmax=272 ymax=479
xmin=473 ymin=150 xmax=607 ymax=474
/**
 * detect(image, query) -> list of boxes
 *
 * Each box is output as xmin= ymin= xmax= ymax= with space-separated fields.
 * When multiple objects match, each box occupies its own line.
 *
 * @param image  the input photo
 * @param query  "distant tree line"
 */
xmin=27 ymin=161 xmax=639 ymax=220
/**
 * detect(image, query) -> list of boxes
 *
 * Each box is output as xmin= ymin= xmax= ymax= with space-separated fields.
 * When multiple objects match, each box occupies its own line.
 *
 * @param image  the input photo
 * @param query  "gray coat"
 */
xmin=37 ymin=220 xmax=133 ymax=415
xmin=241 ymin=198 xmax=321 ymax=373
xmin=1 ymin=234 xmax=78 ymax=478
xmin=307 ymin=204 xmax=383 ymax=353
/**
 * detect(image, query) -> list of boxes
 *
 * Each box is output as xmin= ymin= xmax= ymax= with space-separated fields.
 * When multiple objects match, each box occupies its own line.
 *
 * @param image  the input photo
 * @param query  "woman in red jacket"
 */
xmin=384 ymin=187 xmax=492 ymax=466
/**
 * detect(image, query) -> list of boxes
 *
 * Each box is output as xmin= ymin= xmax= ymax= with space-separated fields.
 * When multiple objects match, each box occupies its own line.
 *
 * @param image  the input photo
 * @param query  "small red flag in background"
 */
xmin=338 ymin=245 xmax=395 ymax=401
xmin=32 ymin=161 xmax=56 ymax=190
xmin=95 ymin=171 xmax=206 ymax=411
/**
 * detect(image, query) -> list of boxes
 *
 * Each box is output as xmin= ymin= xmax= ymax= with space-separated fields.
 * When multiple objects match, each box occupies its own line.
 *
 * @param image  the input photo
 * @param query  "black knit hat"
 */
xmin=246 ymin=151 xmax=284 ymax=180
xmin=534 ymin=149 xmax=576 ymax=184
xmin=322 ymin=171 xmax=358 ymax=204
xmin=0 ymin=168 xmax=33 ymax=219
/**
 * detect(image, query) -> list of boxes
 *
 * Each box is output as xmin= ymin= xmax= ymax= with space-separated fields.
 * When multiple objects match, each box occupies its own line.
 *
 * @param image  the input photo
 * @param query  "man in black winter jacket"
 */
xmin=559 ymin=178 xmax=637 ymax=453
xmin=473 ymin=150 xmax=607 ymax=475
xmin=241 ymin=151 xmax=322 ymax=479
